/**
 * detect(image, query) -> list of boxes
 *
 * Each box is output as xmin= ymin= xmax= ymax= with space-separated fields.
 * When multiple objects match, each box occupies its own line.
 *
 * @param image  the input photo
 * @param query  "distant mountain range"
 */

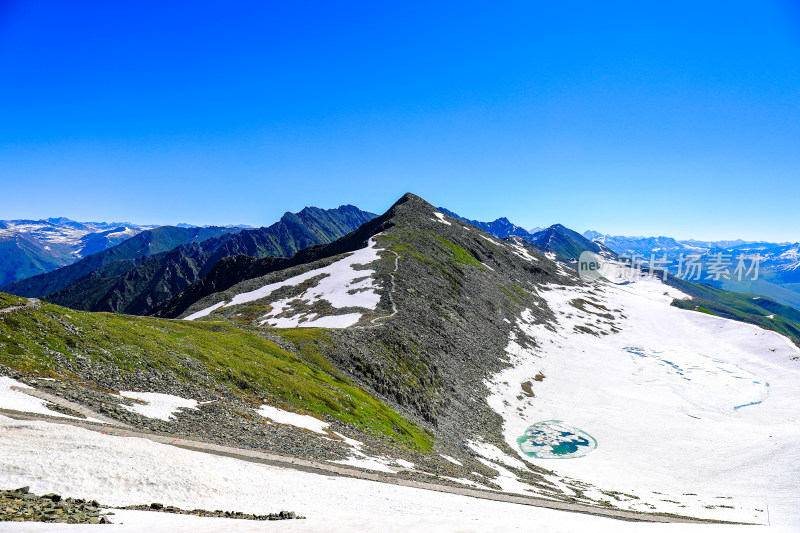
xmin=175 ymin=223 xmax=254 ymax=229
xmin=0 ymin=218 xmax=160 ymax=286
xmin=2 ymin=206 xmax=376 ymax=315
xmin=436 ymin=208 xmax=542 ymax=238
xmin=584 ymin=231 xmax=800 ymax=310
xmin=438 ymin=209 xmax=613 ymax=262
xmin=2 ymin=208 xmax=797 ymax=316
xmin=1 ymin=225 xmax=247 ymax=299
xmin=0 ymin=218 xmax=257 ymax=288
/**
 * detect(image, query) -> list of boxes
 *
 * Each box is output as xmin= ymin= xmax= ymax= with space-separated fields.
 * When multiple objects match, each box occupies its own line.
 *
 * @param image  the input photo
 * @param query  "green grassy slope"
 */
xmin=0 ymin=292 xmax=431 ymax=451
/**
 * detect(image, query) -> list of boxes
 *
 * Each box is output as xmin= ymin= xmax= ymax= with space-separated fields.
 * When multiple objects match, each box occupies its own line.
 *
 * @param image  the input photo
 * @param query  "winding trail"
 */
xmin=0 ymin=298 xmax=40 ymax=315
xmin=364 ymin=249 xmax=400 ymax=327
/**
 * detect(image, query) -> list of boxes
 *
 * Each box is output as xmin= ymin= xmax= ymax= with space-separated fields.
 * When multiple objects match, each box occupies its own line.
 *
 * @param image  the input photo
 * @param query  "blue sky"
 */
xmin=1 ymin=1 xmax=798 ymax=240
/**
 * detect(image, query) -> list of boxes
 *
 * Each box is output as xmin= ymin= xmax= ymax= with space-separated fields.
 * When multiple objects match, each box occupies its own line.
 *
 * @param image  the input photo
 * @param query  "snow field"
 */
xmin=481 ymin=275 xmax=800 ymax=525
xmin=0 ymin=377 xmax=88 ymax=421
xmin=185 ymin=237 xmax=384 ymax=327
xmin=119 ymin=392 xmax=198 ymax=421
xmin=0 ymin=414 xmax=781 ymax=532
xmin=432 ymin=211 xmax=452 ymax=225
xmin=256 ymin=404 xmax=329 ymax=434
xmin=328 ymin=430 xmax=414 ymax=473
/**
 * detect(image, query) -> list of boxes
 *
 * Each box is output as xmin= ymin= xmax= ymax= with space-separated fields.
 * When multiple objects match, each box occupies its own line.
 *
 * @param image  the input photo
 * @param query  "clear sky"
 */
xmin=1 ymin=1 xmax=798 ymax=241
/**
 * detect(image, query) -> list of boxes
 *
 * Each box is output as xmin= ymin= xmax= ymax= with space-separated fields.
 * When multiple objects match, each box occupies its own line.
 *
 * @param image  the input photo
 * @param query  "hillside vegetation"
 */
xmin=0 ymin=292 xmax=431 ymax=451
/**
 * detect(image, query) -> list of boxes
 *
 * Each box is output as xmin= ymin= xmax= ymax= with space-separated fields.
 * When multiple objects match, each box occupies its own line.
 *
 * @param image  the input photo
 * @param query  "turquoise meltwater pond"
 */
xmin=517 ymin=420 xmax=597 ymax=459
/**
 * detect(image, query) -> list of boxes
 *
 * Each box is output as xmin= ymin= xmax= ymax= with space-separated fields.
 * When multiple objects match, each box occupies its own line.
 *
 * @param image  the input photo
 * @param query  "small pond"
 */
xmin=517 ymin=420 xmax=597 ymax=459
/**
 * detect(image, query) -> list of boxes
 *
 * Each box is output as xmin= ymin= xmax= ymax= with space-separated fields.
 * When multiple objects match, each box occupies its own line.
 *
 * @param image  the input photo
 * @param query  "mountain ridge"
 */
xmin=2 ymin=225 xmax=245 ymax=298
xmin=5 ymin=205 xmax=377 ymax=316
xmin=436 ymin=208 xmax=537 ymax=239
xmin=437 ymin=209 xmax=612 ymax=261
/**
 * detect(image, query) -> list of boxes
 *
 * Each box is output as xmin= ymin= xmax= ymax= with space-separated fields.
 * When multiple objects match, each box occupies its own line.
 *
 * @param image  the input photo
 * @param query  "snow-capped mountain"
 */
xmin=581 ymin=232 xmax=687 ymax=255
xmin=0 ymin=218 xmax=158 ymax=286
xmin=584 ymin=230 xmax=796 ymax=259
xmin=584 ymin=230 xmax=800 ymax=310
xmin=175 ymin=223 xmax=254 ymax=229
xmin=776 ymin=243 xmax=800 ymax=271
xmin=0 ymin=218 xmax=155 ymax=255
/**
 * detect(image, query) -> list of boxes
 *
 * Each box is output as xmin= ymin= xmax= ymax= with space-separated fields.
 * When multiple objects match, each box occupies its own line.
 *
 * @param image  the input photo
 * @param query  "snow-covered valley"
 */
xmin=482 ymin=274 xmax=800 ymax=526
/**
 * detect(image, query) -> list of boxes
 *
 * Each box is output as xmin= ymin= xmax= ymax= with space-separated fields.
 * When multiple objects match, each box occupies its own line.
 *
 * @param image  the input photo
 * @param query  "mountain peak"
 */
xmin=398 ymin=191 xmax=424 ymax=202
xmin=391 ymin=192 xmax=432 ymax=212
xmin=376 ymin=193 xmax=437 ymax=225
xmin=45 ymin=217 xmax=75 ymax=225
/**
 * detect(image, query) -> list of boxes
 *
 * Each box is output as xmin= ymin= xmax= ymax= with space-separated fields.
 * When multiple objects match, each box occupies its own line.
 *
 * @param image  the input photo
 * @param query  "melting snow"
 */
xmin=257 ymin=404 xmax=329 ymax=434
xmin=268 ymin=312 xmax=363 ymax=329
xmin=120 ymin=392 xmax=198 ymax=421
xmin=186 ymin=301 xmax=225 ymax=319
xmin=333 ymin=455 xmax=396 ymax=473
xmin=2 ymin=414 xmax=746 ymax=532
xmin=440 ymin=454 xmax=463 ymax=466
xmin=332 ymin=431 xmax=364 ymax=448
xmin=509 ymin=244 xmax=539 ymax=262
xmin=0 ymin=377 xmax=81 ymax=420
xmin=468 ymin=440 xmax=527 ymax=470
xmin=433 ymin=212 xmax=452 ymax=225
xmin=329 ymin=430 xmax=406 ymax=473
xmin=185 ymin=237 xmax=383 ymax=327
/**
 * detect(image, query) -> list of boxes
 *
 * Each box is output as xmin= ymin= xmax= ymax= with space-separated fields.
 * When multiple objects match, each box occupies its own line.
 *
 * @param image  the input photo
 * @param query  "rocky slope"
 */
xmin=160 ymin=193 xmax=577 ymax=453
xmin=1 ymin=194 xmax=586 ymax=500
